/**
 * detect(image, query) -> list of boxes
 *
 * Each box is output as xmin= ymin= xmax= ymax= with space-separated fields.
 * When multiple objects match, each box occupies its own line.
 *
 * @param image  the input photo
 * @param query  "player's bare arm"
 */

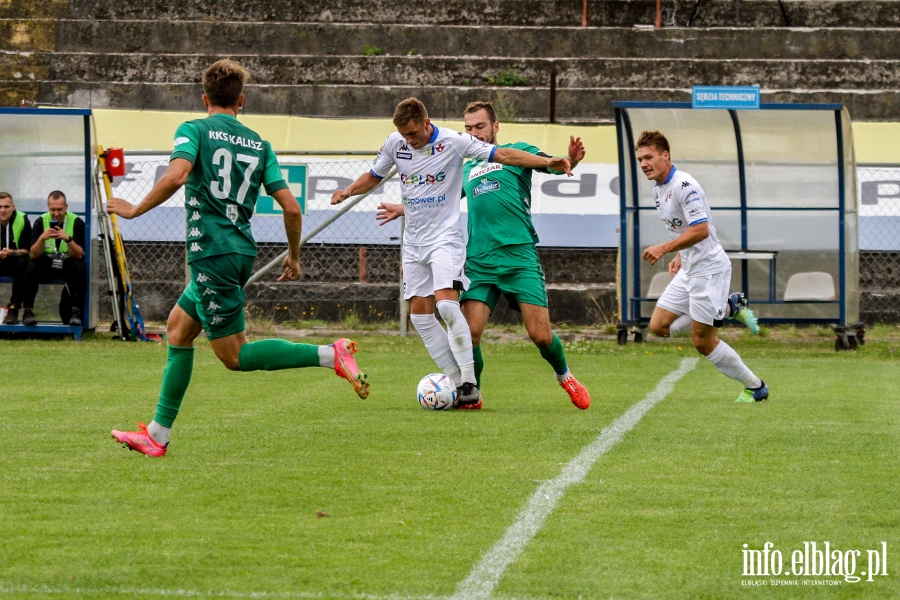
xmin=642 ymin=221 xmax=710 ymax=265
xmin=271 ymin=187 xmax=302 ymax=281
xmin=108 ymin=158 xmax=194 ymax=219
xmin=331 ymin=172 xmax=382 ymax=205
xmin=493 ymin=147 xmax=572 ymax=176
xmin=376 ymin=202 xmax=404 ymax=226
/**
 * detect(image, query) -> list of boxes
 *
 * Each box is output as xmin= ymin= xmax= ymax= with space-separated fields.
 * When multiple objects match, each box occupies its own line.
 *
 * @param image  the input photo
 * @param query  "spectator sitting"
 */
xmin=0 ymin=192 xmax=32 ymax=324
xmin=22 ymin=191 xmax=86 ymax=327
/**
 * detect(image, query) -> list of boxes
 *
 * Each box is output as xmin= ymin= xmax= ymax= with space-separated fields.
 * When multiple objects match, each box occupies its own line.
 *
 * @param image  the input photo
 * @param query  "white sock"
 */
xmin=147 ymin=420 xmax=170 ymax=446
xmin=318 ymin=345 xmax=333 ymax=368
xmin=444 ymin=368 xmax=462 ymax=387
xmin=410 ymin=313 xmax=460 ymax=377
xmin=436 ymin=300 xmax=476 ymax=385
xmin=668 ymin=315 xmax=693 ymax=337
xmin=706 ymin=340 xmax=761 ymax=388
xmin=556 ymin=368 xmax=572 ymax=382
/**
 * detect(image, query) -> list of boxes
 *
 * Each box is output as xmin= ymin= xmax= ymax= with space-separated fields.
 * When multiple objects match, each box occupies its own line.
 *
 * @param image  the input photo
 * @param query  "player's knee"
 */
xmin=166 ymin=324 xmax=191 ymax=346
xmin=436 ymin=300 xmax=462 ymax=327
xmin=219 ymin=354 xmax=242 ymax=371
xmin=410 ymin=313 xmax=438 ymax=332
xmin=529 ymin=330 xmax=553 ymax=347
xmin=649 ymin=322 xmax=668 ymax=337
xmin=692 ymin=335 xmax=715 ymax=356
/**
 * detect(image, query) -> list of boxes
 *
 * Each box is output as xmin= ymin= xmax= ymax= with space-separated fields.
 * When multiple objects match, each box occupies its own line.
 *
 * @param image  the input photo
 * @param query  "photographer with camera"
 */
xmin=21 ymin=190 xmax=86 ymax=326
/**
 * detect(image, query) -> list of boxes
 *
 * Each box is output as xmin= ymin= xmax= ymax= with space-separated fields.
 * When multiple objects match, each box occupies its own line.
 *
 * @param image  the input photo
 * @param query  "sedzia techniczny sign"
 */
xmin=741 ymin=541 xmax=889 ymax=585
xmin=692 ymin=85 xmax=761 ymax=110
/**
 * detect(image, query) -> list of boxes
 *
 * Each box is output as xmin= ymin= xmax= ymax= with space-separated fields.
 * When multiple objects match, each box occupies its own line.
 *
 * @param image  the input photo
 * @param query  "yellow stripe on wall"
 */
xmin=92 ymin=108 xmax=893 ymax=165
xmin=91 ymin=109 xmax=618 ymax=161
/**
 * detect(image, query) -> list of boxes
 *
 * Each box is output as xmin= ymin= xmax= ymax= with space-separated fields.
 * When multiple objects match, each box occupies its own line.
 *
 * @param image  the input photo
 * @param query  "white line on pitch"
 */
xmin=451 ymin=357 xmax=700 ymax=600
xmin=0 ymin=584 xmax=440 ymax=599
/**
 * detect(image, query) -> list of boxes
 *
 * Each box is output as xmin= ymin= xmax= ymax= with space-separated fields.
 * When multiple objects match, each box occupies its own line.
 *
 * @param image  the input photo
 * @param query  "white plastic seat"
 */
xmin=646 ymin=272 xmax=671 ymax=300
xmin=783 ymin=272 xmax=836 ymax=301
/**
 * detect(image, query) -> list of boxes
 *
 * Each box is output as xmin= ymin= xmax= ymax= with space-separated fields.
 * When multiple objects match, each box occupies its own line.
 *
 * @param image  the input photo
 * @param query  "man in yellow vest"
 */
xmin=22 ymin=190 xmax=86 ymax=326
xmin=0 ymin=192 xmax=32 ymax=324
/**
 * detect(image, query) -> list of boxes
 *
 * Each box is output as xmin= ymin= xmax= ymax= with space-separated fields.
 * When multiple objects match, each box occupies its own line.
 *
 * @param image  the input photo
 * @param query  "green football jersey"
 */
xmin=462 ymin=141 xmax=541 ymax=258
xmin=170 ymin=113 xmax=288 ymax=263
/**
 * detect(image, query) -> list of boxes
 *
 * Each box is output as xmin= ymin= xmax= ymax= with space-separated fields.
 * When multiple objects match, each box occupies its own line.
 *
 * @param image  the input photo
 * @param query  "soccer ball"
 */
xmin=417 ymin=373 xmax=457 ymax=410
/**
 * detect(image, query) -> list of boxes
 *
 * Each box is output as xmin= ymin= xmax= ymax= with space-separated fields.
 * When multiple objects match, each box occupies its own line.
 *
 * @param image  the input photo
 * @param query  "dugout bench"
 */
xmin=0 ymin=108 xmax=99 ymax=341
xmin=0 ymin=275 xmax=87 ymax=340
xmin=613 ymin=101 xmax=863 ymax=350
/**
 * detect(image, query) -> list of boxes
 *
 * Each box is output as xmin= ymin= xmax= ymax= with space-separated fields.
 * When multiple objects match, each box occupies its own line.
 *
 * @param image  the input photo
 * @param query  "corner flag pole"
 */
xmin=91 ymin=159 xmax=128 ymax=339
xmin=97 ymin=145 xmax=157 ymax=341
xmin=244 ymin=168 xmax=398 ymax=288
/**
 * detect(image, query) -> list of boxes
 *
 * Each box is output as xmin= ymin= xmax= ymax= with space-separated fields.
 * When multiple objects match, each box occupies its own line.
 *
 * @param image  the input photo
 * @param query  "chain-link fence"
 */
xmin=858 ymin=165 xmax=900 ymax=323
xmin=99 ymin=153 xmax=404 ymax=323
xmin=96 ymin=161 xmax=900 ymax=326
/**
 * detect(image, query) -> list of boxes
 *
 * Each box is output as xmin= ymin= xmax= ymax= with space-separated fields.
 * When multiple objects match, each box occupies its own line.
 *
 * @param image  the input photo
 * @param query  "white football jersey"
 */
xmin=371 ymin=126 xmax=496 ymax=246
xmin=652 ymin=167 xmax=731 ymax=276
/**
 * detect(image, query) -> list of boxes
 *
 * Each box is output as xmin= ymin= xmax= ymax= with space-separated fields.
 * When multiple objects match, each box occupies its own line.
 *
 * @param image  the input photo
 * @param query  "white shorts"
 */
xmin=402 ymin=239 xmax=470 ymax=300
xmin=655 ymin=267 xmax=732 ymax=327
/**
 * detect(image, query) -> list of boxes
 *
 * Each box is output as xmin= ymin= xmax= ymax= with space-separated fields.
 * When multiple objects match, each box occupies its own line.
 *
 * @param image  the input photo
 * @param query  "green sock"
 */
xmin=154 ymin=345 xmax=195 ymax=428
xmin=239 ymin=339 xmax=322 ymax=372
xmin=473 ymin=344 xmax=484 ymax=388
xmin=539 ymin=333 xmax=568 ymax=376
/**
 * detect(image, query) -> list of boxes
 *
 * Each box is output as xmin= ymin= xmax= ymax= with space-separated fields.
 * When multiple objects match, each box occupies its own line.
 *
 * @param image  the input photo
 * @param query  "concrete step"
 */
xmin=27 ymin=81 xmax=900 ymax=122
xmin=0 ymin=19 xmax=56 ymax=51
xmin=63 ymin=0 xmax=900 ymax=28
xmin=54 ymin=20 xmax=900 ymax=60
xmin=0 ymin=0 xmax=67 ymax=19
xmin=11 ymin=52 xmax=900 ymax=91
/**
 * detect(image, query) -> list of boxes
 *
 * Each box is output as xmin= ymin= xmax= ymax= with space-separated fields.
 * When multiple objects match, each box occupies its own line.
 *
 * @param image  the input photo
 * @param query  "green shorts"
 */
xmin=176 ymin=254 xmax=254 ymax=340
xmin=460 ymin=244 xmax=548 ymax=312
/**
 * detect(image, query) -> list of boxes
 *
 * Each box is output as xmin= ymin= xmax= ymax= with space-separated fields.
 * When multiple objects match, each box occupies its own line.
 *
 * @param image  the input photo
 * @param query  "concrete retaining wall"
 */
xmin=27 ymin=81 xmax=900 ymax=122
xmin=57 ymin=1 xmax=900 ymax=28
xmin=52 ymin=21 xmax=900 ymax=60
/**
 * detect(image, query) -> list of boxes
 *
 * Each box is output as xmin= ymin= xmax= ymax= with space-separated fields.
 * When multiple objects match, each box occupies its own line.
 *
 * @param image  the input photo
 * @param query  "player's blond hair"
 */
xmin=393 ymin=97 xmax=428 ymax=127
xmin=464 ymin=101 xmax=497 ymax=123
xmin=203 ymin=59 xmax=249 ymax=108
xmin=635 ymin=130 xmax=670 ymax=154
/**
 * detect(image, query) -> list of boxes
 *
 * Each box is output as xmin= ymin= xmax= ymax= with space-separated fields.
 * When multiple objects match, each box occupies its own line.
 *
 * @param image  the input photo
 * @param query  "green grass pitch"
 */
xmin=0 ymin=328 xmax=898 ymax=599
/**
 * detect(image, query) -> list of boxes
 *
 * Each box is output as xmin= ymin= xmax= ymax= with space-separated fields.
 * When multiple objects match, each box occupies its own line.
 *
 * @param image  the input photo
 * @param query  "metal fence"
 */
xmin=857 ymin=165 xmax=900 ymax=323
xmin=98 ymin=153 xmax=404 ymax=323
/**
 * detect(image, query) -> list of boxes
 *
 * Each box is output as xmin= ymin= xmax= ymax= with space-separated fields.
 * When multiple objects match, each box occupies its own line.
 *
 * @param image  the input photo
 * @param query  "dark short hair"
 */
xmin=393 ymin=97 xmax=428 ymax=127
xmin=0 ymin=192 xmax=11 ymax=201
xmin=48 ymin=190 xmax=66 ymax=203
xmin=203 ymin=59 xmax=249 ymax=108
xmin=635 ymin=130 xmax=670 ymax=154
xmin=464 ymin=101 xmax=497 ymax=123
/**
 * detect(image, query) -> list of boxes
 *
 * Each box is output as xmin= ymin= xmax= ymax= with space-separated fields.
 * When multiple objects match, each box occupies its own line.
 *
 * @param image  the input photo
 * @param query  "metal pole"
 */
xmin=91 ymin=159 xmax=126 ymax=338
xmin=244 ymin=168 xmax=398 ymax=287
xmin=399 ymin=215 xmax=407 ymax=337
xmin=582 ymin=0 xmax=589 ymax=26
xmin=549 ymin=69 xmax=557 ymax=124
